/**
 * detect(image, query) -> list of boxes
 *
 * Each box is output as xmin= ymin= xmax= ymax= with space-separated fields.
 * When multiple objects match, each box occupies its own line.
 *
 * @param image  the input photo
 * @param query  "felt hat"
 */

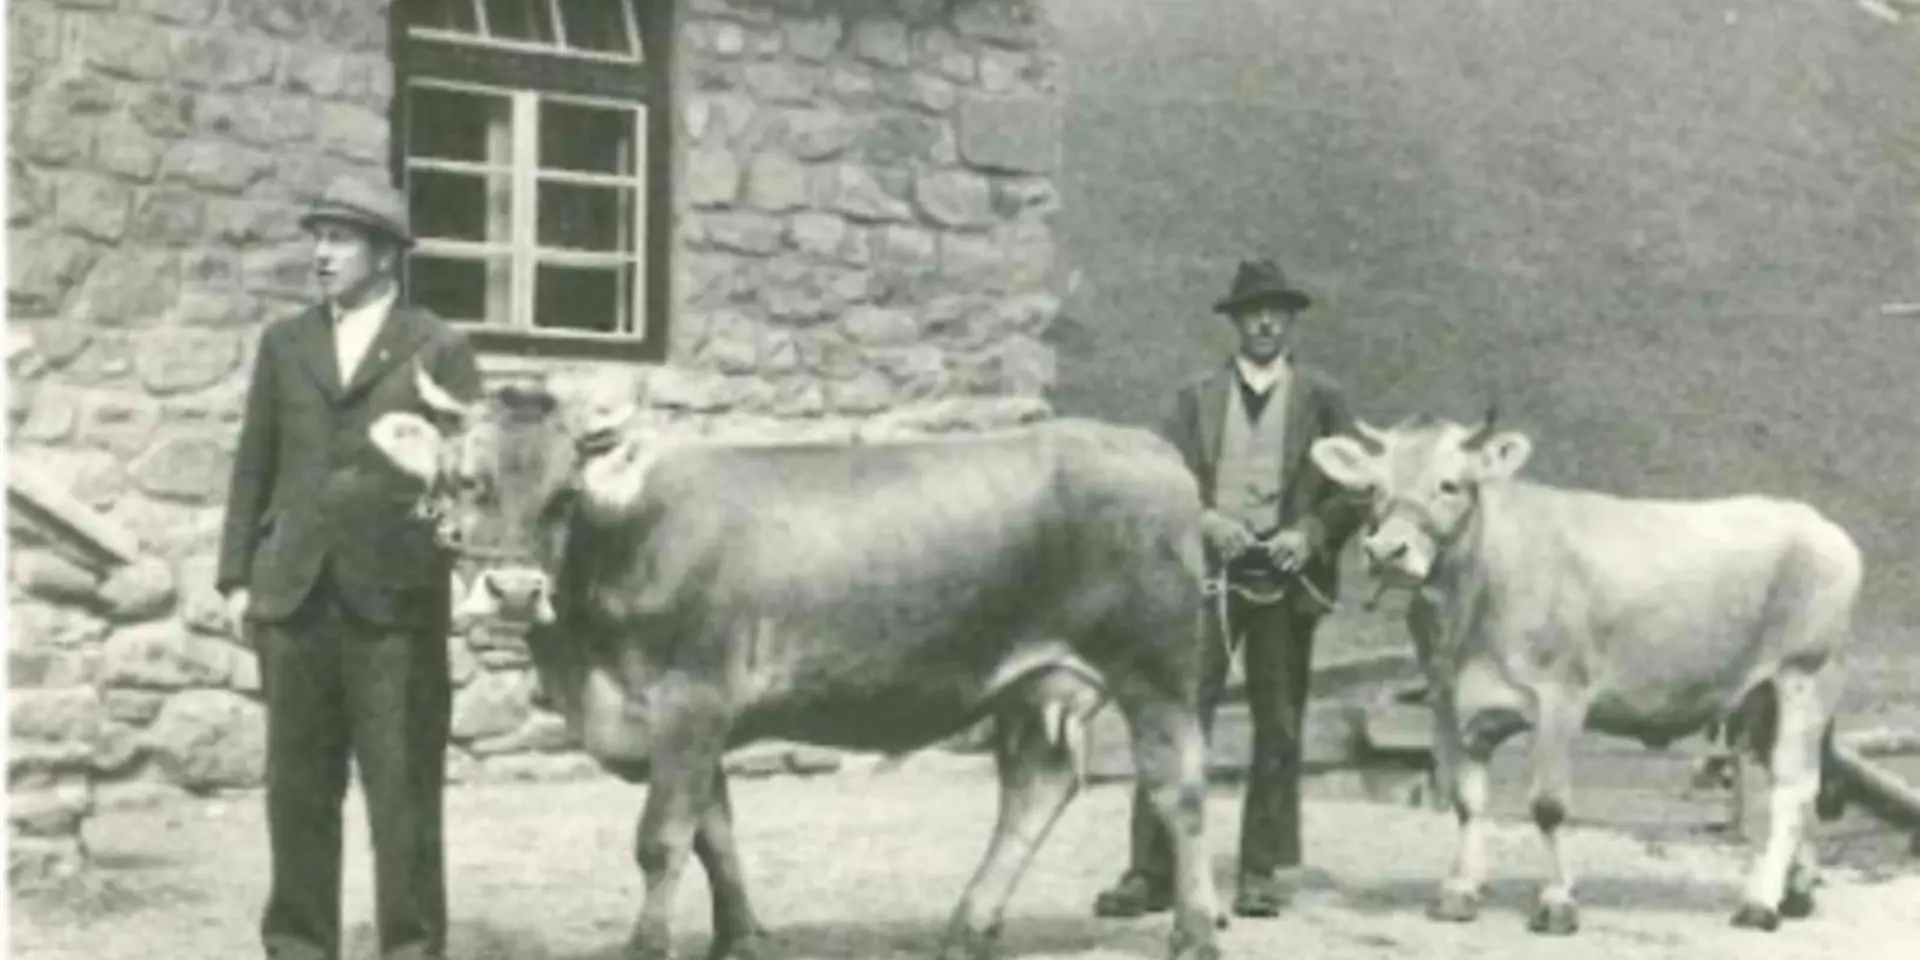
xmin=1213 ymin=258 xmax=1312 ymax=315
xmin=299 ymin=175 xmax=414 ymax=248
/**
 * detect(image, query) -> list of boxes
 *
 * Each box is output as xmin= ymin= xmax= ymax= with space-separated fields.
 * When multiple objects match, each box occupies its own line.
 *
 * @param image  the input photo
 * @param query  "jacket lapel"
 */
xmin=1196 ymin=364 xmax=1233 ymax=482
xmin=290 ymin=307 xmax=342 ymax=403
xmin=1280 ymin=368 xmax=1317 ymax=493
xmin=341 ymin=305 xmax=431 ymax=405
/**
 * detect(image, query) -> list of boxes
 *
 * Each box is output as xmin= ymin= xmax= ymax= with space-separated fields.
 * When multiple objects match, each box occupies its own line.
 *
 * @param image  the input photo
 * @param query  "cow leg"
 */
xmin=1112 ymin=683 xmax=1224 ymax=960
xmin=1732 ymin=674 xmax=1823 ymax=932
xmin=693 ymin=767 xmax=771 ymax=960
xmin=629 ymin=711 xmax=728 ymax=960
xmin=937 ymin=697 xmax=1082 ymax=960
xmin=1525 ymin=693 xmax=1586 ymax=936
xmin=1408 ymin=592 xmax=1455 ymax=811
xmin=1431 ymin=700 xmax=1525 ymax=924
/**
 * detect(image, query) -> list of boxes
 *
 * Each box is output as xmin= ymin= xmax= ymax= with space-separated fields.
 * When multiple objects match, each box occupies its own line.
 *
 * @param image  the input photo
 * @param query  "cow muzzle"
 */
xmin=457 ymin=567 xmax=557 ymax=626
xmin=1360 ymin=520 xmax=1433 ymax=585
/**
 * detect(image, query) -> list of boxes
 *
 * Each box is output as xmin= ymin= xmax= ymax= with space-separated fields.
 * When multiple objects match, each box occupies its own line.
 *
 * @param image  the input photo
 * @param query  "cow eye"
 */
xmin=1437 ymin=479 xmax=1462 ymax=496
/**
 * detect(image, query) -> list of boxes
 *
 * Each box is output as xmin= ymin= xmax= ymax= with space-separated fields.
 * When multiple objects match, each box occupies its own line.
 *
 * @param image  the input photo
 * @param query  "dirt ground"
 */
xmin=13 ymin=758 xmax=1920 ymax=960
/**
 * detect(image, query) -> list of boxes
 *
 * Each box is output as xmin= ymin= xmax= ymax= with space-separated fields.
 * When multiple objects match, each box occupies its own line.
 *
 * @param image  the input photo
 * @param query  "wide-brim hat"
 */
xmin=298 ymin=176 xmax=414 ymax=248
xmin=1213 ymin=258 xmax=1311 ymax=315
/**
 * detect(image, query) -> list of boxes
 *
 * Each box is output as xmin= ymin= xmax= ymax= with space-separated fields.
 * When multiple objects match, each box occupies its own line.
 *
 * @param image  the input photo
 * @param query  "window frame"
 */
xmin=388 ymin=0 xmax=675 ymax=362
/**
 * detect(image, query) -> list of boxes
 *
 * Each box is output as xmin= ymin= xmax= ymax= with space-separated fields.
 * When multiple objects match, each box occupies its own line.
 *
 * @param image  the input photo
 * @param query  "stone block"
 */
xmin=787 ymin=110 xmax=862 ymax=161
xmin=826 ymin=372 xmax=896 ymax=414
xmin=10 ymin=548 xmax=102 ymax=607
xmin=143 ymin=689 xmax=266 ymax=792
xmin=788 ymin=212 xmax=849 ymax=259
xmin=8 ymin=780 xmax=93 ymax=838
xmin=136 ymin=330 xmax=241 ymax=395
xmin=788 ymin=745 xmax=844 ymax=775
xmin=195 ymin=93 xmax=316 ymax=149
xmin=56 ymin=173 xmax=132 ymax=243
xmin=7 ymin=234 xmax=98 ymax=318
xmin=15 ymin=100 xmax=92 ymax=167
xmin=10 ymin=160 xmax=50 ymax=228
xmin=856 ymin=114 xmax=943 ymax=168
xmin=241 ymin=244 xmax=312 ymax=298
xmin=163 ymin=140 xmax=275 ymax=195
xmin=131 ymin=88 xmax=195 ymax=138
xmin=452 ymin=672 xmax=534 ymax=741
xmin=8 ymin=647 xmax=102 ymax=690
xmin=133 ymin=0 xmax=219 ymax=26
xmin=952 ymin=0 xmax=1044 ymax=48
xmin=98 ymin=557 xmax=179 ymax=624
xmin=71 ymin=250 xmax=182 ymax=327
xmin=170 ymin=29 xmax=280 ymax=90
xmin=843 ymin=307 xmax=921 ymax=346
xmin=957 ymin=95 xmax=1061 ymax=174
xmin=471 ymin=711 xmax=575 ymax=756
xmin=170 ymin=290 xmax=256 ymax=328
xmin=103 ymin=689 xmax=169 ymax=726
xmin=93 ymin=719 xmax=147 ymax=776
xmin=703 ymin=211 xmax=784 ymax=255
xmin=8 ymin=835 xmax=87 ymax=888
xmin=7 ymin=740 xmax=93 ymax=791
xmin=81 ymin=14 xmax=174 ymax=80
xmin=131 ymin=432 xmax=233 ymax=503
xmin=9 ymin=687 xmax=106 ymax=744
xmin=881 ymin=72 xmax=958 ymax=114
xmin=209 ymin=198 xmax=303 ymax=246
xmin=93 ymin=117 xmax=167 ymax=182
xmin=686 ymin=148 xmax=741 ymax=207
xmin=129 ymin=188 xmax=208 ymax=246
xmin=24 ymin=446 xmax=127 ymax=510
xmin=818 ymin=165 xmax=911 ymax=223
xmin=870 ymin=346 xmax=951 ymax=399
xmin=100 ymin=620 xmax=241 ymax=689
xmin=78 ymin=389 xmax=163 ymax=456
xmin=854 ymin=19 xmax=911 ymax=68
xmin=744 ymin=62 xmax=817 ymax=106
xmin=16 ymin=381 xmax=81 ymax=442
xmin=977 ymin=48 xmax=1030 ymax=94
xmin=724 ymin=743 xmax=794 ymax=778
xmin=745 ymin=151 xmax=810 ymax=213
xmin=692 ymin=309 xmax=763 ymax=374
xmin=449 ymin=635 xmax=479 ymax=687
xmin=785 ymin=17 xmax=842 ymax=63
xmin=914 ymin=170 xmax=995 ymax=229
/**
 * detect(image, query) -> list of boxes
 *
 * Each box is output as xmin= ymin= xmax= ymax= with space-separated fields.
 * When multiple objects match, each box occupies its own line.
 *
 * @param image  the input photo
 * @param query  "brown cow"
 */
xmin=369 ymin=366 xmax=1226 ymax=960
xmin=1310 ymin=409 xmax=1858 ymax=935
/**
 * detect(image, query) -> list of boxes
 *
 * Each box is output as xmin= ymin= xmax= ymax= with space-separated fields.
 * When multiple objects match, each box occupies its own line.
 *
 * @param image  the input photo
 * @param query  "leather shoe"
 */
xmin=1232 ymin=873 xmax=1292 ymax=917
xmin=1093 ymin=870 xmax=1174 ymax=917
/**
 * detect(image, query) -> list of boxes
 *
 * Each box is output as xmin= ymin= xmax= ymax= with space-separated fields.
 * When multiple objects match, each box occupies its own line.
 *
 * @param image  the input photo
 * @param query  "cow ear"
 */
xmin=1310 ymin=436 xmax=1381 ymax=491
xmin=1474 ymin=431 xmax=1533 ymax=482
xmin=369 ymin=412 xmax=444 ymax=483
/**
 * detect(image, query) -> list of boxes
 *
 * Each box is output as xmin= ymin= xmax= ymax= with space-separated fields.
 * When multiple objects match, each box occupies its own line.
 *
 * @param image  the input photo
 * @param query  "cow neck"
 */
xmin=1425 ymin=483 xmax=1491 ymax=593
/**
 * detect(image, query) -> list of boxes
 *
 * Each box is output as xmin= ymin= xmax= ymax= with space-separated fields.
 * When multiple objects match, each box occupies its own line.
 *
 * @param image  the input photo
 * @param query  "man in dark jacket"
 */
xmin=217 ymin=175 xmax=481 ymax=960
xmin=1095 ymin=259 xmax=1367 ymax=919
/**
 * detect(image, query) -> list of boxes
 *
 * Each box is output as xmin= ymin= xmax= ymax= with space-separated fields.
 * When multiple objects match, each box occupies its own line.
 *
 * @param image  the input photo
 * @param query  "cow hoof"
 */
xmin=1730 ymin=903 xmax=1781 ymax=932
xmin=1167 ymin=928 xmax=1221 ymax=960
xmin=1527 ymin=899 xmax=1580 ymax=936
xmin=1427 ymin=888 xmax=1481 ymax=923
xmin=1780 ymin=887 xmax=1817 ymax=920
xmin=626 ymin=940 xmax=673 ymax=960
xmin=933 ymin=924 xmax=1001 ymax=960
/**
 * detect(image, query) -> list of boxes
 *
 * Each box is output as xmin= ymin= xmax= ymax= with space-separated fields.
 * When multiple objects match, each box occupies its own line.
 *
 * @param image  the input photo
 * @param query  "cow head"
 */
xmin=1308 ymin=406 xmax=1533 ymax=584
xmin=369 ymin=363 xmax=594 ymax=627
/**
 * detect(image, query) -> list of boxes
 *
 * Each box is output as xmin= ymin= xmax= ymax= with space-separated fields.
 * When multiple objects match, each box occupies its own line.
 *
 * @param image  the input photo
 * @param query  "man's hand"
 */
xmin=1200 ymin=511 xmax=1258 ymax=560
xmin=1263 ymin=528 xmax=1312 ymax=573
xmin=223 ymin=588 xmax=252 ymax=632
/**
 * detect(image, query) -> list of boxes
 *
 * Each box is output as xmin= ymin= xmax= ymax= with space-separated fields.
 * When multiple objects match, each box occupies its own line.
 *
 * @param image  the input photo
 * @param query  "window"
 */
xmin=392 ymin=0 xmax=673 ymax=358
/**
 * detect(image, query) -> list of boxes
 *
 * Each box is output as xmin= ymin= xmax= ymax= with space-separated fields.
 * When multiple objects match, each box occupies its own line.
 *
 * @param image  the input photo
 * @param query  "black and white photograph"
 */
xmin=5 ymin=1 xmax=1920 ymax=959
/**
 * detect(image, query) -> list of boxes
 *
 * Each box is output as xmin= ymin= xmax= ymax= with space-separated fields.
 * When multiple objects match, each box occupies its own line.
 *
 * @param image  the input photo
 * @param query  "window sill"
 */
xmin=461 ymin=323 xmax=667 ymax=363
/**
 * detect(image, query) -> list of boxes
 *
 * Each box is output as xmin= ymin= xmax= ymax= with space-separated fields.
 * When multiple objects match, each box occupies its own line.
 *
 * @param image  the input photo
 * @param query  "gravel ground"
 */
xmin=13 ymin=760 xmax=1920 ymax=960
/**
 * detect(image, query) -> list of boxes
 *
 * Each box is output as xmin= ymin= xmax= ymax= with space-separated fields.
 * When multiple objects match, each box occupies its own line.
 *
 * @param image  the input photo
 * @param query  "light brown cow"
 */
xmin=1310 ymin=410 xmax=1858 ymax=935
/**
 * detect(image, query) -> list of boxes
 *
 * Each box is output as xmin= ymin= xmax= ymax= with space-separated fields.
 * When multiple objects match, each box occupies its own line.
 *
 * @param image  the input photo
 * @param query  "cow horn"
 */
xmin=1461 ymin=401 xmax=1500 ymax=451
xmin=1351 ymin=418 xmax=1392 ymax=453
xmin=415 ymin=361 xmax=475 ymax=419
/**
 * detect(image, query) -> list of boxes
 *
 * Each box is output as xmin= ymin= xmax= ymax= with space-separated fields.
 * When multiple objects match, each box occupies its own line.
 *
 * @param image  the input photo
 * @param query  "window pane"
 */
xmin=539 ymin=101 xmax=634 ymax=174
xmin=410 ymin=256 xmax=510 ymax=325
xmin=410 ymin=170 xmax=511 ymax=244
xmin=483 ymin=0 xmax=556 ymax=43
xmin=534 ymin=263 xmax=632 ymax=333
xmin=558 ymin=0 xmax=634 ymax=55
xmin=407 ymin=86 xmax=510 ymax=163
xmin=537 ymin=181 xmax=632 ymax=252
xmin=405 ymin=0 xmax=480 ymax=33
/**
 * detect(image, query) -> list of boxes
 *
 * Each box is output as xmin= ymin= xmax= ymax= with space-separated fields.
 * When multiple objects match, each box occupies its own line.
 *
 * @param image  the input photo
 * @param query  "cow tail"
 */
xmin=1814 ymin=719 xmax=1850 ymax=822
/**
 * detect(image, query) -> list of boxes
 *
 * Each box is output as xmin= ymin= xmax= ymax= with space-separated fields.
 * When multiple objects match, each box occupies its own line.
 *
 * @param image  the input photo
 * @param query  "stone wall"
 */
xmin=7 ymin=0 xmax=1070 ymax=801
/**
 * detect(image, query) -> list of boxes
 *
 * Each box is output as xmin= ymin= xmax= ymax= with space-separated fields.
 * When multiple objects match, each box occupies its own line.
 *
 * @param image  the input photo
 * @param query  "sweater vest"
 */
xmin=1213 ymin=382 xmax=1290 ymax=536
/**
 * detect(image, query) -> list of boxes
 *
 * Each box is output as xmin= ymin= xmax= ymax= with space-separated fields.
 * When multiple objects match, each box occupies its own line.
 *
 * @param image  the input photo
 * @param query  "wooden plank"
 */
xmin=6 ymin=464 xmax=141 ymax=572
xmin=1830 ymin=739 xmax=1920 ymax=842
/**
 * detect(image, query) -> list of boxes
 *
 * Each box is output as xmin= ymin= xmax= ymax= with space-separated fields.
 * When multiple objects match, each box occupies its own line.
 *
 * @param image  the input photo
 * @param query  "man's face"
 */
xmin=1231 ymin=301 xmax=1297 ymax=364
xmin=310 ymin=220 xmax=392 ymax=306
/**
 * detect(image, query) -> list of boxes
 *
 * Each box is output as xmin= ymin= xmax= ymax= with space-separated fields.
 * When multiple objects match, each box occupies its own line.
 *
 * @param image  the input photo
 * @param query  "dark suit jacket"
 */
xmin=1157 ymin=359 xmax=1368 ymax=615
xmin=217 ymin=302 xmax=482 ymax=627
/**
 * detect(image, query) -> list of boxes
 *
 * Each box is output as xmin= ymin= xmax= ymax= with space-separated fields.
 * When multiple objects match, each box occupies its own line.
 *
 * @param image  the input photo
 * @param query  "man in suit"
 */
xmin=217 ymin=176 xmax=482 ymax=960
xmin=1094 ymin=259 xmax=1367 ymax=919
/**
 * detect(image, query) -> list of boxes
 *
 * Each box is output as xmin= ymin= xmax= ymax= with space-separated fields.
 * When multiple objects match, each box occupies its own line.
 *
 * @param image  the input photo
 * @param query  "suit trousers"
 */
xmin=255 ymin=567 xmax=452 ymax=960
xmin=1127 ymin=591 xmax=1320 ymax=880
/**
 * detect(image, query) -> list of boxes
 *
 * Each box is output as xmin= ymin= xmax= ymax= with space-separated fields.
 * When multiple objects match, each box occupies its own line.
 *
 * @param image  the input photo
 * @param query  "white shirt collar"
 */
xmin=331 ymin=286 xmax=397 ymax=385
xmin=1234 ymin=354 xmax=1292 ymax=396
